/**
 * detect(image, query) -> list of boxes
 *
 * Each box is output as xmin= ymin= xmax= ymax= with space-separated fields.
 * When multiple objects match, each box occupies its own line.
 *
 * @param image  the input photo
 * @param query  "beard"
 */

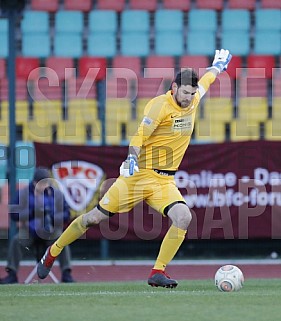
xmin=175 ymin=93 xmax=190 ymax=108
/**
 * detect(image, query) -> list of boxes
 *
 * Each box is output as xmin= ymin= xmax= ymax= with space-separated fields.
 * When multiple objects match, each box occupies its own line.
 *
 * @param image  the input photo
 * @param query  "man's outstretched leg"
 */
xmin=148 ymin=203 xmax=191 ymax=288
xmin=37 ymin=207 xmax=108 ymax=279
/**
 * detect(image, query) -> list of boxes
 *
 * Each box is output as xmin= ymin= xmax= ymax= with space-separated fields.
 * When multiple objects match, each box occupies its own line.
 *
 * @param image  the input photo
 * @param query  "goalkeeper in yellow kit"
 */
xmin=38 ymin=49 xmax=232 ymax=288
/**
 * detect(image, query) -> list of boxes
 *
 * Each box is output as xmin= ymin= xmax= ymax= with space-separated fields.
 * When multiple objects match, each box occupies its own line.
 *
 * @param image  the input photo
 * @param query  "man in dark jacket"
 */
xmin=0 ymin=167 xmax=74 ymax=284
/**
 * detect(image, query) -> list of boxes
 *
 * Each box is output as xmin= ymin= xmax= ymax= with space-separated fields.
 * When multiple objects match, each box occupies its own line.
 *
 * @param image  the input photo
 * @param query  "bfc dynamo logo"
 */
xmin=51 ymin=161 xmax=104 ymax=212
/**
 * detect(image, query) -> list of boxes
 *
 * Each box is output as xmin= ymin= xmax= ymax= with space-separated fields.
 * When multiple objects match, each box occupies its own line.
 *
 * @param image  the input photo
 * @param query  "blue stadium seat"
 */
xmin=88 ymin=34 xmax=117 ymax=57
xmin=221 ymin=9 xmax=250 ymax=31
xmin=55 ymin=10 xmax=84 ymax=33
xmin=155 ymin=32 xmax=184 ymax=56
xmin=21 ymin=11 xmax=49 ymax=33
xmin=121 ymin=10 xmax=150 ymax=33
xmin=15 ymin=141 xmax=35 ymax=182
xmin=0 ymin=145 xmax=7 ymax=186
xmin=221 ymin=31 xmax=250 ymax=56
xmin=121 ymin=33 xmax=150 ymax=56
xmin=22 ymin=33 xmax=51 ymax=57
xmin=0 ymin=19 xmax=8 ymax=57
xmin=254 ymin=31 xmax=281 ymax=55
xmin=54 ymin=34 xmax=83 ymax=57
xmin=187 ymin=31 xmax=216 ymax=55
xmin=155 ymin=9 xmax=184 ymax=32
xmin=188 ymin=9 xmax=217 ymax=31
xmin=89 ymin=10 xmax=117 ymax=33
xmin=255 ymin=9 xmax=281 ymax=31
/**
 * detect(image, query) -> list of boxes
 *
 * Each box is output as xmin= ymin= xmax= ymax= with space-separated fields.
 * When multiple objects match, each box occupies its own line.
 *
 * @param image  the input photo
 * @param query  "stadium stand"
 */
xmin=260 ymin=0 xmax=281 ymax=8
xmin=196 ymin=0 xmax=224 ymax=10
xmin=31 ymin=0 xmax=59 ymax=12
xmin=96 ymin=0 xmax=126 ymax=12
xmin=129 ymin=0 xmax=158 ymax=11
xmin=228 ymin=0 xmax=256 ymax=10
xmin=63 ymin=0 xmax=92 ymax=12
xmin=45 ymin=57 xmax=74 ymax=80
xmin=0 ymin=19 xmax=8 ymax=58
xmin=162 ymin=0 xmax=191 ymax=11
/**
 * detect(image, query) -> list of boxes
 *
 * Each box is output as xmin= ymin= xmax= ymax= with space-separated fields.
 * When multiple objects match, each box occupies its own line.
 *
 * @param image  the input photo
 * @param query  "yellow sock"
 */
xmin=50 ymin=215 xmax=88 ymax=257
xmin=153 ymin=225 xmax=186 ymax=271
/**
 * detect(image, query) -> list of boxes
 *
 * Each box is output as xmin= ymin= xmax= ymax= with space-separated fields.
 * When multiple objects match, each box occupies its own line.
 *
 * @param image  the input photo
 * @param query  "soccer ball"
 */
xmin=215 ymin=265 xmax=244 ymax=292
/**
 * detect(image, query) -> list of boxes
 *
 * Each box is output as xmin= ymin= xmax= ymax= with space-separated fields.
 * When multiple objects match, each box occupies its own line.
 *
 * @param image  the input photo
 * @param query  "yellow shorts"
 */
xmin=98 ymin=169 xmax=185 ymax=216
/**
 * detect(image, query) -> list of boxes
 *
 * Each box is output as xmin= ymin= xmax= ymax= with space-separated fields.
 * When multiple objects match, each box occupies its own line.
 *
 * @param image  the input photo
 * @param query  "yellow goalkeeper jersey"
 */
xmin=130 ymin=71 xmax=216 ymax=170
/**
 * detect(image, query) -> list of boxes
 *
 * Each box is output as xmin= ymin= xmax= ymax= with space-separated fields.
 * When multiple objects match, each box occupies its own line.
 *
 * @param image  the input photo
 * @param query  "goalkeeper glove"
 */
xmin=119 ymin=154 xmax=139 ymax=178
xmin=207 ymin=49 xmax=232 ymax=73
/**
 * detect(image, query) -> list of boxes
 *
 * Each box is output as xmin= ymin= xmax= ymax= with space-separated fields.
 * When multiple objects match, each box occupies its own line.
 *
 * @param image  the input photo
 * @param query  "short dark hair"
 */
xmin=33 ymin=167 xmax=51 ymax=182
xmin=173 ymin=68 xmax=199 ymax=88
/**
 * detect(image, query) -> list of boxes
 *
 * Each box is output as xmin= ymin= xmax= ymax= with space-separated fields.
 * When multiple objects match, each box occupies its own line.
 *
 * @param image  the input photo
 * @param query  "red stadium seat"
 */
xmin=112 ymin=56 xmax=141 ymax=79
xmin=137 ymin=77 xmax=165 ymax=98
xmin=228 ymin=0 xmax=256 ymax=10
xmin=226 ymin=56 xmax=243 ymax=79
xmin=16 ymin=57 xmax=40 ymax=81
xmin=261 ymin=0 xmax=281 ymax=8
xmin=45 ymin=57 xmax=74 ymax=81
xmin=206 ymin=73 xmax=234 ymax=98
xmin=162 ymin=0 xmax=191 ymax=11
xmin=64 ymin=0 xmax=92 ymax=11
xmin=129 ymin=0 xmax=157 ymax=11
xmin=145 ymin=56 xmax=175 ymax=80
xmin=0 ymin=59 xmax=6 ymax=79
xmin=66 ymin=77 xmax=97 ymax=100
xmin=247 ymin=55 xmax=275 ymax=79
xmin=179 ymin=55 xmax=209 ymax=77
xmin=0 ymin=78 xmax=27 ymax=101
xmin=79 ymin=57 xmax=107 ymax=80
xmin=196 ymin=0 xmax=224 ymax=10
xmin=33 ymin=78 xmax=62 ymax=101
xmin=96 ymin=0 xmax=125 ymax=12
xmin=239 ymin=77 xmax=268 ymax=98
xmin=31 ymin=0 xmax=59 ymax=12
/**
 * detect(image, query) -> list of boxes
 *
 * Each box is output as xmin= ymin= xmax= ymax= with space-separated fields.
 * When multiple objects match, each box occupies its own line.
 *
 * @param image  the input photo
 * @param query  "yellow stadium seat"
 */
xmin=67 ymin=99 xmax=98 ymax=122
xmin=1 ymin=101 xmax=29 ymax=123
xmin=136 ymin=98 xmax=150 ymax=122
xmin=106 ymin=98 xmax=132 ymax=145
xmin=194 ymin=119 xmax=226 ymax=143
xmin=230 ymin=119 xmax=260 ymax=141
xmin=203 ymin=98 xmax=233 ymax=122
xmin=0 ymin=118 xmax=8 ymax=144
xmin=56 ymin=120 xmax=86 ymax=144
xmin=272 ymin=97 xmax=281 ymax=120
xmin=265 ymin=120 xmax=281 ymax=141
xmin=33 ymin=100 xmax=62 ymax=125
xmin=238 ymin=97 xmax=268 ymax=122
xmin=84 ymin=119 xmax=102 ymax=145
xmin=22 ymin=121 xmax=53 ymax=143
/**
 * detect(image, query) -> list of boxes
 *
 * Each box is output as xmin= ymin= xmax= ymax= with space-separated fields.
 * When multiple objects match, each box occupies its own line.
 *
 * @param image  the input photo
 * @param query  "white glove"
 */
xmin=207 ymin=49 xmax=232 ymax=73
xmin=119 ymin=154 xmax=139 ymax=178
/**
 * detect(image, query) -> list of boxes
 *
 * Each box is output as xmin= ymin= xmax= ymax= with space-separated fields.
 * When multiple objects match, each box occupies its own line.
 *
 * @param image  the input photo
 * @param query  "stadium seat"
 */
xmin=205 ymin=73 xmax=233 ymax=99
xmin=55 ymin=11 xmax=84 ymax=33
xmin=239 ymin=76 xmax=268 ymax=98
xmin=79 ymin=57 xmax=107 ymax=80
xmin=261 ymin=0 xmax=281 ymax=9
xmin=272 ymin=97 xmax=281 ymax=120
xmin=0 ymin=117 xmax=8 ymax=144
xmin=0 ymin=19 xmax=8 ymax=58
xmin=195 ymin=120 xmax=226 ymax=143
xmin=64 ymin=0 xmax=92 ymax=12
xmin=0 ymin=59 xmax=6 ymax=79
xmin=0 ymin=79 xmax=27 ymax=101
xmin=33 ymin=78 xmax=62 ymax=101
xmin=129 ymin=0 xmax=158 ymax=11
xmin=155 ymin=32 xmax=184 ymax=56
xmin=255 ymin=9 xmax=281 ymax=31
xmin=121 ymin=10 xmax=150 ymax=33
xmin=89 ymin=10 xmax=117 ymax=33
xmin=16 ymin=57 xmax=40 ymax=80
xmin=226 ymin=56 xmax=243 ymax=79
xmin=112 ymin=56 xmax=141 ymax=78
xmin=67 ymin=99 xmax=98 ymax=122
xmin=221 ymin=31 xmax=250 ymax=56
xmin=33 ymin=101 xmax=62 ymax=125
xmin=88 ymin=33 xmax=117 ymax=57
xmin=0 ymin=145 xmax=7 ymax=184
xmin=179 ymin=55 xmax=209 ymax=77
xmin=106 ymin=77 xmax=133 ymax=99
xmin=203 ymin=98 xmax=233 ymax=122
xmin=23 ymin=121 xmax=53 ymax=143
xmin=21 ymin=11 xmax=49 ymax=33
xmin=272 ymin=69 xmax=281 ymax=97
xmin=136 ymin=98 xmax=150 ymax=121
xmin=137 ymin=77 xmax=166 ymax=98
xmin=22 ymin=33 xmax=51 ymax=58
xmin=1 ymin=101 xmax=29 ymax=123
xmin=188 ymin=9 xmax=217 ymax=31
xmin=31 ymin=0 xmax=59 ymax=12
xmin=45 ymin=57 xmax=74 ymax=81
xmin=186 ymin=31 xmax=216 ymax=55
xmin=254 ymin=31 xmax=281 ymax=55
xmin=196 ymin=0 xmax=224 ymax=10
xmin=230 ymin=120 xmax=261 ymax=141
xmin=145 ymin=56 xmax=175 ymax=80
xmin=56 ymin=120 xmax=86 ymax=145
xmin=15 ymin=141 xmax=36 ymax=182
xmin=155 ymin=10 xmax=184 ymax=32
xmin=66 ymin=77 xmax=97 ymax=101
xmin=247 ymin=55 xmax=275 ymax=79
xmin=228 ymin=0 xmax=256 ymax=10
xmin=221 ymin=9 xmax=250 ymax=31
xmin=54 ymin=34 xmax=83 ymax=58
xmin=265 ymin=120 xmax=281 ymax=140
xmin=162 ymin=0 xmax=191 ymax=11
xmin=121 ymin=33 xmax=150 ymax=57
xmin=96 ymin=0 xmax=126 ymax=12
xmin=238 ymin=97 xmax=268 ymax=122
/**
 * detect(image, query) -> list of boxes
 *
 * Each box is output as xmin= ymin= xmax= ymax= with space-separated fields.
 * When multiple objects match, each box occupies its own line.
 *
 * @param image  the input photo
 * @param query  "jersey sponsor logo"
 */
xmin=173 ymin=115 xmax=193 ymax=131
xmin=52 ymin=161 xmax=104 ymax=212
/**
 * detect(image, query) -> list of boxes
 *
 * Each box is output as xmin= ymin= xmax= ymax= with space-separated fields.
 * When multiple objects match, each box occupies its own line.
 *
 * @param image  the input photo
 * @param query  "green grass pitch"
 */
xmin=0 ymin=279 xmax=281 ymax=321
